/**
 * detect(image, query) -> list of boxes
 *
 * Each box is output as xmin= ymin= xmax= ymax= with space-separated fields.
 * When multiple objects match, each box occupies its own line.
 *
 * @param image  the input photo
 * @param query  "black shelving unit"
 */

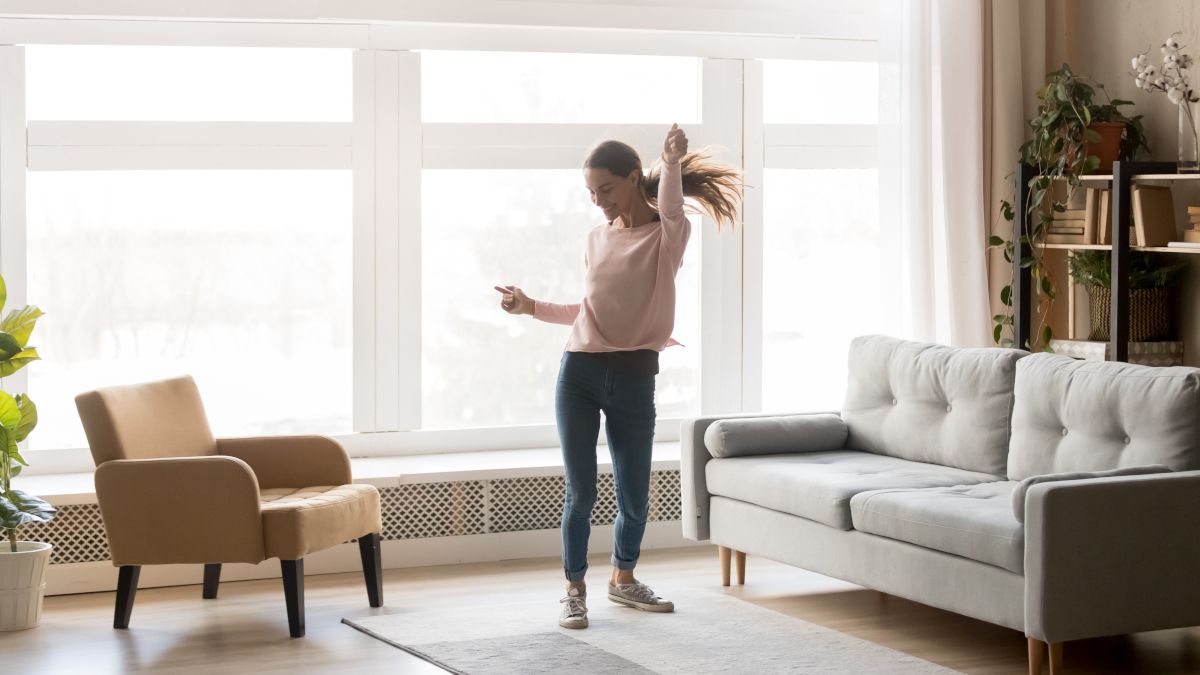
xmin=1013 ymin=160 xmax=1183 ymax=362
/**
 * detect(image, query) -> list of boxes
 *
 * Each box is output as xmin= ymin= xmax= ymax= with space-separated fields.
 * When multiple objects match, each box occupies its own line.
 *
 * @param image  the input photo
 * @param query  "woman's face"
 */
xmin=584 ymin=167 xmax=639 ymax=222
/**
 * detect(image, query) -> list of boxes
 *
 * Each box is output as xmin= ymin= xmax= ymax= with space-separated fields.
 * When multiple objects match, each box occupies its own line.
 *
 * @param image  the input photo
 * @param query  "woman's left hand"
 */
xmin=662 ymin=123 xmax=687 ymax=164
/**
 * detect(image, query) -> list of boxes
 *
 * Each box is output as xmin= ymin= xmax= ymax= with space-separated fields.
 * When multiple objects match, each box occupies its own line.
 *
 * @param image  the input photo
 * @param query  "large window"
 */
xmin=26 ymin=46 xmax=351 ymax=121
xmin=421 ymin=51 xmax=701 ymax=124
xmin=22 ymin=46 xmax=353 ymax=449
xmin=418 ymin=51 xmax=704 ymax=430
xmin=757 ymin=58 xmax=881 ymax=412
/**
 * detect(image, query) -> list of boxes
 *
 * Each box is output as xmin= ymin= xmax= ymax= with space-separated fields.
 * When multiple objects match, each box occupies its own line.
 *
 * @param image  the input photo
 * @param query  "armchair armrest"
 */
xmin=94 ymin=456 xmax=265 ymax=566
xmin=217 ymin=435 xmax=352 ymax=489
xmin=1024 ymin=470 xmax=1200 ymax=643
xmin=680 ymin=411 xmax=838 ymax=541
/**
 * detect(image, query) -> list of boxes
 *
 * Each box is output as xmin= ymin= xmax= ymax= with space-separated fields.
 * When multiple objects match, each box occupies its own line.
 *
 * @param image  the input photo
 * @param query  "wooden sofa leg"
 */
xmin=281 ymin=559 xmax=305 ymax=638
xmin=735 ymin=550 xmax=746 ymax=585
xmin=358 ymin=533 xmax=384 ymax=608
xmin=718 ymin=545 xmax=731 ymax=586
xmin=1027 ymin=637 xmax=1044 ymax=675
xmin=202 ymin=563 xmax=222 ymax=599
xmin=114 ymin=565 xmax=140 ymax=629
xmin=1048 ymin=641 xmax=1063 ymax=675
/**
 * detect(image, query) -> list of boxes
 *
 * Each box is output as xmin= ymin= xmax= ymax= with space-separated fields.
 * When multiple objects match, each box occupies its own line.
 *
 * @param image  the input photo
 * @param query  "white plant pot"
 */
xmin=0 ymin=541 xmax=52 ymax=631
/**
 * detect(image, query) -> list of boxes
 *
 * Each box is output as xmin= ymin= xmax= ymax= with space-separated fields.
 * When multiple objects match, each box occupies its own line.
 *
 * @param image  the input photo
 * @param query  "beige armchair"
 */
xmin=75 ymin=375 xmax=383 ymax=638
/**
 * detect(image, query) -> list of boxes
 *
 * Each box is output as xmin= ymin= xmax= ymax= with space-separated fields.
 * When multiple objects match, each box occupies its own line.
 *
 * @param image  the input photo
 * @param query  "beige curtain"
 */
xmin=984 ymin=0 xmax=1079 ymax=343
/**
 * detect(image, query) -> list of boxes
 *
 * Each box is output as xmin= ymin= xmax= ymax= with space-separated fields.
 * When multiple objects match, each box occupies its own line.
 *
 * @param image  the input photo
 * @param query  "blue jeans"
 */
xmin=556 ymin=352 xmax=656 ymax=582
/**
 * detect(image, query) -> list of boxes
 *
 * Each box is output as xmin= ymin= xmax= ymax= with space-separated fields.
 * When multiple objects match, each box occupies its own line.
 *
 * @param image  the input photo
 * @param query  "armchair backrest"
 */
xmin=75 ymin=375 xmax=218 ymax=466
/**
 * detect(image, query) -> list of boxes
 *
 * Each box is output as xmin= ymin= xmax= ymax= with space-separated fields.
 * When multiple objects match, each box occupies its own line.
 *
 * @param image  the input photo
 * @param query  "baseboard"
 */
xmin=46 ymin=521 xmax=697 ymax=595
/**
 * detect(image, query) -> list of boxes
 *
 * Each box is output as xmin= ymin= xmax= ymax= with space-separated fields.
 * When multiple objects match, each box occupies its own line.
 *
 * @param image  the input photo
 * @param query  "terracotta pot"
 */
xmin=1085 ymin=122 xmax=1125 ymax=174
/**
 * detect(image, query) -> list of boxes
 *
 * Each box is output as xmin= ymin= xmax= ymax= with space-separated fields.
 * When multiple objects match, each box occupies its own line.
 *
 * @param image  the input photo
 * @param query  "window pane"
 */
xmin=764 ymin=59 xmax=878 ymax=125
xmin=27 ymin=171 xmax=352 ymax=450
xmin=761 ymin=169 xmax=881 ymax=412
xmin=422 ymin=170 xmax=699 ymax=429
xmin=26 ymin=46 xmax=351 ymax=121
xmin=421 ymin=51 xmax=701 ymax=123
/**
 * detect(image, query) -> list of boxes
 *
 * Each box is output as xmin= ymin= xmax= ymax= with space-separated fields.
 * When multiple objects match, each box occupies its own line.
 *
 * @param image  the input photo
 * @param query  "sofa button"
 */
xmin=1061 ymin=428 xmax=1068 ymax=436
xmin=1124 ymin=436 xmax=1131 ymax=444
xmin=945 ymin=404 xmax=952 ymax=412
xmin=891 ymin=398 xmax=898 ymax=406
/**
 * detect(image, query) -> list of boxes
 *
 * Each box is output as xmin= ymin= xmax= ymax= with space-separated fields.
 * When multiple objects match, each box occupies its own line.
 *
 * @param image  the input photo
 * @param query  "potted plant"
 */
xmin=0 ymin=272 xmax=54 ymax=631
xmin=1067 ymin=250 xmax=1186 ymax=341
xmin=991 ymin=63 xmax=1151 ymax=348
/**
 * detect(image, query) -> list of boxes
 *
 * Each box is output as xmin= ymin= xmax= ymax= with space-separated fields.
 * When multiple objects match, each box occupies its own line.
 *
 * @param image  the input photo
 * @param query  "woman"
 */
xmin=495 ymin=124 xmax=740 ymax=629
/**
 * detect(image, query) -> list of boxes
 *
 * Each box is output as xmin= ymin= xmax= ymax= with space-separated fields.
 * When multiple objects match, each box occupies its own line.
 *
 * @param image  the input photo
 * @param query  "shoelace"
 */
xmin=618 ymin=583 xmax=660 ymax=603
xmin=561 ymin=595 xmax=587 ymax=617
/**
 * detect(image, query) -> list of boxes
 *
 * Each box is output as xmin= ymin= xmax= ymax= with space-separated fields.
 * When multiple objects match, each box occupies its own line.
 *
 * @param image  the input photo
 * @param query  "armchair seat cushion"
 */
xmin=260 ymin=484 xmax=383 ymax=560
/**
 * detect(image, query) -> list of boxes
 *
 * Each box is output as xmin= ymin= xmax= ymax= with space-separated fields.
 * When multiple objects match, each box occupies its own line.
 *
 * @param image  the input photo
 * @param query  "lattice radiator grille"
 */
xmin=15 ymin=470 xmax=682 ymax=565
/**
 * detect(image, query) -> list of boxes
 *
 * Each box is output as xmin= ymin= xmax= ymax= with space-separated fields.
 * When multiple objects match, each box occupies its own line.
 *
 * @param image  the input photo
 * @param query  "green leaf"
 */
xmin=0 ymin=489 xmax=56 ymax=530
xmin=0 ymin=332 xmax=20 ymax=360
xmin=14 ymin=394 xmax=36 ymax=444
xmin=993 ymin=324 xmax=1003 ymax=344
xmin=0 ymin=348 xmax=39 ymax=378
xmin=1042 ymin=325 xmax=1054 ymax=346
xmin=1052 ymin=203 xmax=1066 ymax=212
xmin=1001 ymin=286 xmax=1012 ymax=306
xmin=1083 ymin=128 xmax=1102 ymax=143
xmin=989 ymin=235 xmax=1005 ymax=246
xmin=0 ymin=274 xmax=6 ymax=319
xmin=0 ymin=391 xmax=18 ymax=431
xmin=1084 ymin=155 xmax=1101 ymax=173
xmin=0 ymin=306 xmax=43 ymax=348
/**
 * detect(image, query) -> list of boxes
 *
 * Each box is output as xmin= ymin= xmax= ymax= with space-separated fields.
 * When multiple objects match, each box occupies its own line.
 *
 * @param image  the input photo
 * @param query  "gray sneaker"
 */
xmin=559 ymin=587 xmax=588 ymax=629
xmin=607 ymin=581 xmax=674 ymax=613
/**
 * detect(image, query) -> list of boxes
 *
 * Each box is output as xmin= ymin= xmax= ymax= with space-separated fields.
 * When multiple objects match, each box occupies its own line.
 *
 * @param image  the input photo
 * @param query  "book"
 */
xmin=1081 ymin=188 xmax=1100 ymax=244
xmin=1188 ymin=205 xmax=1200 ymax=214
xmin=1166 ymin=241 xmax=1200 ymax=248
xmin=1133 ymin=185 xmax=1176 ymax=247
xmin=1096 ymin=190 xmax=1135 ymax=245
xmin=1055 ymin=209 xmax=1088 ymax=221
xmin=1046 ymin=232 xmax=1088 ymax=244
xmin=1048 ymin=226 xmax=1085 ymax=235
xmin=1186 ymin=229 xmax=1200 ymax=243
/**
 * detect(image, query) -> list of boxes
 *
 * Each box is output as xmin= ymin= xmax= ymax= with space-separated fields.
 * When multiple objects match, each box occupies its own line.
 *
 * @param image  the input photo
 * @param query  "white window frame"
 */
xmin=0 ymin=15 xmax=878 ymax=473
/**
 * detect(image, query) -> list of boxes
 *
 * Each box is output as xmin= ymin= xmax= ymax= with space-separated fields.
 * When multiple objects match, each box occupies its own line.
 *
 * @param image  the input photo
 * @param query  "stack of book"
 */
xmin=1045 ymin=188 xmax=1096 ymax=244
xmin=1166 ymin=205 xmax=1200 ymax=249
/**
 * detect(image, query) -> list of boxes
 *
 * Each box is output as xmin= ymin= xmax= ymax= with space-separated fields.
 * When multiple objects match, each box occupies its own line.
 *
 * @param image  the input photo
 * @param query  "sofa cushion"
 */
xmin=1010 ymin=464 xmax=1172 ymax=523
xmin=705 ymin=450 xmax=1000 ymax=531
xmin=703 ymin=413 xmax=847 ymax=458
xmin=850 ymin=481 xmax=1024 ymax=573
xmin=1008 ymin=353 xmax=1200 ymax=480
xmin=841 ymin=335 xmax=1027 ymax=476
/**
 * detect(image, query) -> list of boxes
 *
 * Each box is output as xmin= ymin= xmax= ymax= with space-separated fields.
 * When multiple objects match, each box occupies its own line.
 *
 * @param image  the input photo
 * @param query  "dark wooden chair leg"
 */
xmin=202 ymin=563 xmax=222 ymax=599
xmin=281 ymin=559 xmax=305 ymax=638
xmin=357 ymin=533 xmax=384 ymax=608
xmin=114 ymin=565 xmax=141 ymax=629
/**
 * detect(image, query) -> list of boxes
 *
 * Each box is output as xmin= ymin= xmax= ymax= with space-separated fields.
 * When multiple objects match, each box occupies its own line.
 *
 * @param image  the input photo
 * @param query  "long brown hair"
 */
xmin=583 ymin=140 xmax=742 ymax=230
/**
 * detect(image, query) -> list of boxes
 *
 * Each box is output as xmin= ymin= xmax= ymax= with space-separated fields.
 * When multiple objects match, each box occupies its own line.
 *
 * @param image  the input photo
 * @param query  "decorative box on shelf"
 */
xmin=1049 ymin=339 xmax=1184 ymax=366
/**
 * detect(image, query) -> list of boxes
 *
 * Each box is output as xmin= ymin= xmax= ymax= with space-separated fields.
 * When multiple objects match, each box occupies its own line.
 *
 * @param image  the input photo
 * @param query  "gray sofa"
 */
xmin=681 ymin=335 xmax=1200 ymax=675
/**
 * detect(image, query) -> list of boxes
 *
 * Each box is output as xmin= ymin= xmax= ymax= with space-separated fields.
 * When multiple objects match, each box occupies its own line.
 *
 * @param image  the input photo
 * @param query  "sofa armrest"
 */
xmin=95 ymin=456 xmax=265 ymax=565
xmin=680 ymin=411 xmax=838 ymax=542
xmin=1024 ymin=470 xmax=1200 ymax=643
xmin=217 ymin=435 xmax=352 ymax=489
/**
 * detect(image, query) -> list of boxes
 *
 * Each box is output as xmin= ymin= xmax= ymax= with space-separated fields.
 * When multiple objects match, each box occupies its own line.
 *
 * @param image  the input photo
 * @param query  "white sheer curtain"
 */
xmin=879 ymin=0 xmax=992 ymax=347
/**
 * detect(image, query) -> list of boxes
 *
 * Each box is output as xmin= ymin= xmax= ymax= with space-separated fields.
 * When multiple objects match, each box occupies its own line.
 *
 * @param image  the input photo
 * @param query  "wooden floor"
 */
xmin=3 ymin=546 xmax=1200 ymax=674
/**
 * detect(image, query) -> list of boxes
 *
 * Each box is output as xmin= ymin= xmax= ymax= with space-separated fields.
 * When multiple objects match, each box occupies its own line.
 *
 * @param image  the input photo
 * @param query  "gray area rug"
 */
xmin=343 ymin=588 xmax=961 ymax=674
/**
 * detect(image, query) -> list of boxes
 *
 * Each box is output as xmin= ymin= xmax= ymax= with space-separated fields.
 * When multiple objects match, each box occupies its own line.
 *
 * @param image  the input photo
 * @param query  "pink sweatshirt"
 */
xmin=532 ymin=160 xmax=689 ymax=352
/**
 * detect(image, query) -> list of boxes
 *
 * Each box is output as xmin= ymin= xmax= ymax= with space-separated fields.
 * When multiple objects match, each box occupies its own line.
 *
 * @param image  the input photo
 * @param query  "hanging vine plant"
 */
xmin=991 ymin=63 xmax=1149 ymax=348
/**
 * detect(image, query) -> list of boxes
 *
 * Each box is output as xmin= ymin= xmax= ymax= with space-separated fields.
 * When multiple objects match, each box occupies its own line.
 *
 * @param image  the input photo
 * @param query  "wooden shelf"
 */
xmin=1038 ymin=243 xmax=1200 ymax=253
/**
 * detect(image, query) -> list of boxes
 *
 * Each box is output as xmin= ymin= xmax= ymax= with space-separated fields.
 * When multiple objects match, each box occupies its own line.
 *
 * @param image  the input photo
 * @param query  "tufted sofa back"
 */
xmin=1008 ymin=353 xmax=1200 ymax=480
xmin=841 ymin=335 xmax=1027 ymax=476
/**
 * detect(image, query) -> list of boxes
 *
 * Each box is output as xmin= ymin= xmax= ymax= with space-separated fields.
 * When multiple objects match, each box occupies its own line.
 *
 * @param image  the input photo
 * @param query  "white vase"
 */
xmin=1179 ymin=100 xmax=1200 ymax=172
xmin=0 ymin=541 xmax=52 ymax=631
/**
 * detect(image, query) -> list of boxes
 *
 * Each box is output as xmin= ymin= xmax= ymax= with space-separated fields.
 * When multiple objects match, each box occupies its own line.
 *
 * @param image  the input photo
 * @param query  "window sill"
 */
xmin=23 ymin=441 xmax=683 ymax=506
